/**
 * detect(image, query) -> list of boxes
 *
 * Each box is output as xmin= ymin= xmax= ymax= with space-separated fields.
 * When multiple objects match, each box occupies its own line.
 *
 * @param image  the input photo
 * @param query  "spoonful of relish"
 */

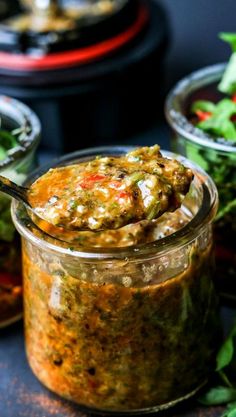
xmin=0 ymin=145 xmax=193 ymax=231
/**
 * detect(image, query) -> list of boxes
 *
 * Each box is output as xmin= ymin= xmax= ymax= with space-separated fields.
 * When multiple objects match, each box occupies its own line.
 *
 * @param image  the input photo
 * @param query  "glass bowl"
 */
xmin=0 ymin=95 xmax=41 ymax=328
xmin=165 ymin=63 xmax=236 ymax=300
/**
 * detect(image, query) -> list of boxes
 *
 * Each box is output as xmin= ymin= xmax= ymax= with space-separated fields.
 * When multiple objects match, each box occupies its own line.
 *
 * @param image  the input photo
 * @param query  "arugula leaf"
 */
xmin=219 ymin=119 xmax=236 ymax=140
xmin=222 ymin=402 xmax=236 ymax=417
xmin=224 ymin=408 xmax=236 ymax=417
xmin=219 ymin=53 xmax=236 ymax=95
xmin=219 ymin=33 xmax=236 ymax=52
xmin=0 ymin=129 xmax=18 ymax=150
xmin=216 ymin=336 xmax=234 ymax=371
xmin=0 ymin=133 xmax=17 ymax=161
xmin=0 ymin=145 xmax=7 ymax=161
xmin=183 ymin=140 xmax=236 ymax=228
xmin=226 ymin=401 xmax=236 ymax=411
xmin=199 ymin=386 xmax=236 ymax=405
xmin=216 ymin=199 xmax=236 ymax=222
xmin=216 ymin=322 xmax=236 ymax=371
xmin=0 ymin=118 xmax=22 ymax=162
xmin=198 ymin=320 xmax=236 ymax=415
xmin=194 ymin=99 xmax=236 ymax=141
xmin=223 ymin=402 xmax=236 ymax=417
xmin=218 ymin=33 xmax=236 ymax=94
xmin=191 ymin=100 xmax=216 ymax=113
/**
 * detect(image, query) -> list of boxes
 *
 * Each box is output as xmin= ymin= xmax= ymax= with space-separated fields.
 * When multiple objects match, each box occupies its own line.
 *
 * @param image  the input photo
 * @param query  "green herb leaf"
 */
xmin=216 ymin=321 xmax=236 ymax=371
xmin=191 ymin=100 xmax=216 ymax=113
xmin=199 ymin=386 xmax=236 ymax=406
xmin=216 ymin=199 xmax=236 ymax=222
xmin=220 ymin=119 xmax=236 ymax=140
xmin=219 ymin=33 xmax=236 ymax=52
xmin=0 ymin=129 xmax=18 ymax=150
xmin=196 ymin=98 xmax=236 ymax=141
xmin=219 ymin=370 xmax=234 ymax=388
xmin=218 ymin=33 xmax=236 ymax=94
xmin=183 ymin=140 xmax=236 ymax=227
xmin=228 ymin=402 xmax=236 ymax=410
xmin=222 ymin=402 xmax=236 ymax=417
xmin=226 ymin=409 xmax=236 ymax=417
xmin=0 ymin=145 xmax=7 ymax=161
xmin=219 ymin=52 xmax=236 ymax=95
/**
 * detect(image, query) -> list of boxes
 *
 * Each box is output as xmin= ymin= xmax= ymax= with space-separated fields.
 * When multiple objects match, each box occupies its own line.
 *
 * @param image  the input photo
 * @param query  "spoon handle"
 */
xmin=0 ymin=175 xmax=29 ymax=206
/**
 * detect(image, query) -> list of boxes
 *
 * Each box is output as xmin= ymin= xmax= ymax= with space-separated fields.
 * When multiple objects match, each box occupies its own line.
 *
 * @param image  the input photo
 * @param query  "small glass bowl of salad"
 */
xmin=165 ymin=33 xmax=236 ymax=299
xmin=0 ymin=95 xmax=40 ymax=328
xmin=12 ymin=146 xmax=220 ymax=414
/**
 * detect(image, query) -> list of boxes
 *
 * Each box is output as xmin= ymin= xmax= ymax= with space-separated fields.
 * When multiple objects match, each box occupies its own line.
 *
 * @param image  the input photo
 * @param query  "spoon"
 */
xmin=0 ymin=175 xmax=30 ymax=207
xmin=0 ymin=174 xmax=81 ymax=240
xmin=0 ymin=174 xmax=159 ymax=244
xmin=0 ymin=145 xmax=194 ymax=233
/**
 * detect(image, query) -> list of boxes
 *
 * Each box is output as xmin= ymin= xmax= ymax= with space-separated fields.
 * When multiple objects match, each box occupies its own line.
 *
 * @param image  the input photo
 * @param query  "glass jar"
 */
xmin=165 ymin=63 xmax=236 ymax=300
xmin=12 ymin=146 xmax=220 ymax=414
xmin=0 ymin=95 xmax=40 ymax=328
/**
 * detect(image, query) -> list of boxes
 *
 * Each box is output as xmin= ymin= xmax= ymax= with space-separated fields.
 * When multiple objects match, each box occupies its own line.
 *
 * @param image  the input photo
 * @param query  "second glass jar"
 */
xmin=165 ymin=64 xmax=236 ymax=299
xmin=0 ymin=95 xmax=40 ymax=328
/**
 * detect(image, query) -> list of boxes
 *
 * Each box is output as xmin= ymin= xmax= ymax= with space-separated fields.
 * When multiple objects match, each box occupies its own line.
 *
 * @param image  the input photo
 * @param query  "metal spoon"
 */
xmin=0 ymin=175 xmax=30 ymax=207
xmin=0 ymin=174 xmax=77 ymax=237
xmin=0 ymin=175 xmax=81 ymax=243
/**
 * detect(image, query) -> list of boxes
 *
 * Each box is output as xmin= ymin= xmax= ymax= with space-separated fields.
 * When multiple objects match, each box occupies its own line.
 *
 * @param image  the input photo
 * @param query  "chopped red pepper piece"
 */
xmin=78 ymin=174 xmax=107 ymax=189
xmin=116 ymin=191 xmax=131 ymax=201
xmin=86 ymin=174 xmax=106 ymax=182
xmin=196 ymin=110 xmax=212 ymax=121
xmin=231 ymin=94 xmax=236 ymax=103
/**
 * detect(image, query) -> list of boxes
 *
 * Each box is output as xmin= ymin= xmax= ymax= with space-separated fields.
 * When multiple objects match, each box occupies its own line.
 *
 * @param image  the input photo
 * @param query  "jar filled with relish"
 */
xmin=12 ymin=146 xmax=220 ymax=413
xmin=0 ymin=95 xmax=40 ymax=328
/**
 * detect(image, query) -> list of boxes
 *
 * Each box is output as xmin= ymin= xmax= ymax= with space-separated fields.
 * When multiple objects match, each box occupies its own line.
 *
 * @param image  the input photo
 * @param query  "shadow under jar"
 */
xmin=165 ymin=64 xmax=236 ymax=301
xmin=0 ymin=95 xmax=40 ymax=328
xmin=12 ymin=147 xmax=220 ymax=414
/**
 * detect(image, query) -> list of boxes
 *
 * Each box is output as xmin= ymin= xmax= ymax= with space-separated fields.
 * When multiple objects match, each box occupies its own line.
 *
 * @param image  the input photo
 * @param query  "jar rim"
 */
xmin=165 ymin=62 xmax=236 ymax=154
xmin=11 ymin=146 xmax=218 ymax=261
xmin=0 ymin=95 xmax=41 ymax=169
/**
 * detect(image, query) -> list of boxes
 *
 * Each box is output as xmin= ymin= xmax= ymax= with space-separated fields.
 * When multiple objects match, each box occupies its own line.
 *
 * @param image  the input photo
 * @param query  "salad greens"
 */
xmin=189 ymin=34 xmax=236 ymax=276
xmin=218 ymin=33 xmax=236 ymax=95
xmin=0 ymin=129 xmax=18 ymax=161
xmin=0 ymin=121 xmax=29 ymax=162
xmin=192 ymin=99 xmax=236 ymax=141
xmin=191 ymin=32 xmax=236 ymax=141
xmin=0 ymin=120 xmax=25 ymax=242
xmin=184 ymin=141 xmax=236 ymax=226
xmin=199 ymin=321 xmax=236 ymax=416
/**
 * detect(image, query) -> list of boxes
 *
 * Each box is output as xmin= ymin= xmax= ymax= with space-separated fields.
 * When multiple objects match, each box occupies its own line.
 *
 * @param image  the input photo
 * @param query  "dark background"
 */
xmin=157 ymin=0 xmax=236 ymax=90
xmin=1 ymin=0 xmax=236 ymax=153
